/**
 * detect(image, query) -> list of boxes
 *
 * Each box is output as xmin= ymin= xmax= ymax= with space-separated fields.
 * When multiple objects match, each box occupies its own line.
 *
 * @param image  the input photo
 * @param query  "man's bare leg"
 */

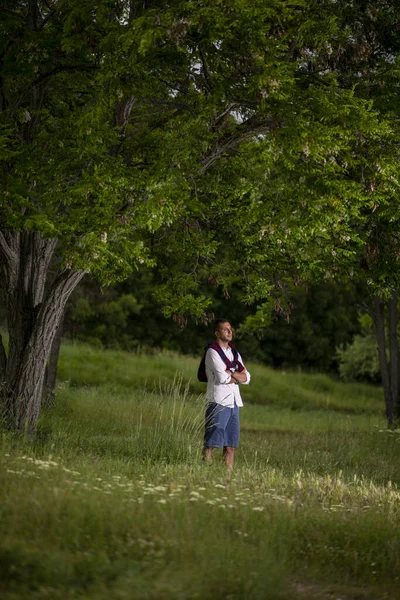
xmin=223 ymin=446 xmax=235 ymax=469
xmin=203 ymin=447 xmax=213 ymax=462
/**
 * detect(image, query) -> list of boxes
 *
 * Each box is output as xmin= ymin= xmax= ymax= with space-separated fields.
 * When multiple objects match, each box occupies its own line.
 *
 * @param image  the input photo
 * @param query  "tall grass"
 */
xmin=0 ymin=340 xmax=397 ymax=600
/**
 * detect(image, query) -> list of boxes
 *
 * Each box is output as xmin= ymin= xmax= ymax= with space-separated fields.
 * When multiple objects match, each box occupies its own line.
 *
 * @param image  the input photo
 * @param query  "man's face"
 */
xmin=216 ymin=322 xmax=233 ymax=344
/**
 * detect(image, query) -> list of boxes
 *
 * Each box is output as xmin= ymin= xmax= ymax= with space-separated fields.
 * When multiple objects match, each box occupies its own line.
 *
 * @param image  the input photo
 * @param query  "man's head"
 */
xmin=213 ymin=319 xmax=233 ymax=346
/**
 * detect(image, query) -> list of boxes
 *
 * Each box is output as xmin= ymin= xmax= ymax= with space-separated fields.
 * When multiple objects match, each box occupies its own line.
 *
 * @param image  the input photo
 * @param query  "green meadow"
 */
xmin=1 ymin=342 xmax=400 ymax=599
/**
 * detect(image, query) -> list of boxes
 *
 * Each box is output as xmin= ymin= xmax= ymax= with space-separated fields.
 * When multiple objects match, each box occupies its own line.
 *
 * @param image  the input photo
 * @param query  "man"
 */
xmin=203 ymin=318 xmax=250 ymax=468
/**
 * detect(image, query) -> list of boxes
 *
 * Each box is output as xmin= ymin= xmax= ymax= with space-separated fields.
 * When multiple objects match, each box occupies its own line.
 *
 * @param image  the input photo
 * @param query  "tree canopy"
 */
xmin=1 ymin=0 xmax=400 ymax=430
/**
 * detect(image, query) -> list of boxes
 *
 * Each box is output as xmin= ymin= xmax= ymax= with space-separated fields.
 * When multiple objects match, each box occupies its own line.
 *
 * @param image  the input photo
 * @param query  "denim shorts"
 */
xmin=204 ymin=402 xmax=240 ymax=448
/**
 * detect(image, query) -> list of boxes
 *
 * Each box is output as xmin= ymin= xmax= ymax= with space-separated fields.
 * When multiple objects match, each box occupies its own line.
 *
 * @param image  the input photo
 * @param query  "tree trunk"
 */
xmin=373 ymin=295 xmax=393 ymax=426
xmin=0 ymin=332 xmax=6 ymax=381
xmin=0 ymin=231 xmax=85 ymax=434
xmin=388 ymin=290 xmax=399 ymax=424
xmin=43 ymin=313 xmax=64 ymax=408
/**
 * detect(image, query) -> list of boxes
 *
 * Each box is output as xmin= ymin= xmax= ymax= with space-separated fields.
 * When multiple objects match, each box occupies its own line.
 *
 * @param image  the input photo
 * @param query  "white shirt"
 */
xmin=205 ymin=346 xmax=250 ymax=407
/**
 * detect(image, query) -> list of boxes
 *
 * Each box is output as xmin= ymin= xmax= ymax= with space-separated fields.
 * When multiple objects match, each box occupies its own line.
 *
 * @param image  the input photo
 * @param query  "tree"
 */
xmin=296 ymin=0 xmax=400 ymax=425
xmin=0 ymin=0 xmax=385 ymax=432
xmin=216 ymin=0 xmax=400 ymax=425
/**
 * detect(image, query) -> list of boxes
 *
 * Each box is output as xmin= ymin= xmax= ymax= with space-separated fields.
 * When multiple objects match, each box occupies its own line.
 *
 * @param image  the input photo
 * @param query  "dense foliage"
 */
xmin=1 ymin=0 xmax=400 ymax=430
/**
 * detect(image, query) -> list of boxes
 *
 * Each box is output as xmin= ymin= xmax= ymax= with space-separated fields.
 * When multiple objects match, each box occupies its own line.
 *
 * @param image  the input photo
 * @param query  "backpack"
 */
xmin=197 ymin=342 xmax=244 ymax=382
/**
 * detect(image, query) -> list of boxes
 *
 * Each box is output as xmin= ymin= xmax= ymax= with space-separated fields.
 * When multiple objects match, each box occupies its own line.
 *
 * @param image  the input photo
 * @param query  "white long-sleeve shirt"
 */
xmin=205 ymin=346 xmax=250 ymax=407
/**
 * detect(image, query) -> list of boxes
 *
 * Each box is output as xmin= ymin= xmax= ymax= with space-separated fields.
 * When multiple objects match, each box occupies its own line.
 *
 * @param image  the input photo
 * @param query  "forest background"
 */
xmin=3 ymin=275 xmax=373 ymax=374
xmin=0 ymin=273 xmax=378 ymax=382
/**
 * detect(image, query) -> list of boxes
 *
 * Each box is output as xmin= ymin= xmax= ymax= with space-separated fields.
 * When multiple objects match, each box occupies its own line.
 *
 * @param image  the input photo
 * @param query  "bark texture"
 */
xmin=43 ymin=313 xmax=64 ymax=408
xmin=373 ymin=291 xmax=400 ymax=427
xmin=0 ymin=230 xmax=85 ymax=433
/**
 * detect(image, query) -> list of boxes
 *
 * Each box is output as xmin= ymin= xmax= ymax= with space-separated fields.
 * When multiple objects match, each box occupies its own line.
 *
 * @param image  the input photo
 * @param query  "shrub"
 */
xmin=336 ymin=334 xmax=381 ymax=383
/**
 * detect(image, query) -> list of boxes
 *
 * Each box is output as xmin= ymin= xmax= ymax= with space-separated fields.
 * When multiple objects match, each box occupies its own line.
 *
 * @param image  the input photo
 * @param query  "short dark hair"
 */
xmin=213 ymin=318 xmax=230 ymax=334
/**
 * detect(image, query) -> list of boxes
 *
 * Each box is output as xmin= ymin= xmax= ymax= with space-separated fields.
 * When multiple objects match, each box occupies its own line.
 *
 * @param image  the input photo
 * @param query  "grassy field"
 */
xmin=1 ymin=342 xmax=400 ymax=599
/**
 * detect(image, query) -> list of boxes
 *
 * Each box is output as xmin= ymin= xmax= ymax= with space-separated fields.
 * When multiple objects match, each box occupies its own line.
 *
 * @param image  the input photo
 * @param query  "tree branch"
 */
xmin=199 ymin=46 xmax=213 ymax=94
xmin=210 ymin=103 xmax=238 ymax=133
xmin=39 ymin=8 xmax=56 ymax=29
xmin=28 ymin=0 xmax=43 ymax=31
xmin=10 ymin=63 xmax=99 ymax=116
xmin=45 ymin=268 xmax=86 ymax=310
xmin=0 ymin=230 xmax=17 ymax=266
xmin=28 ymin=234 xmax=58 ymax=306
xmin=200 ymin=116 xmax=274 ymax=172
xmin=31 ymin=268 xmax=86 ymax=363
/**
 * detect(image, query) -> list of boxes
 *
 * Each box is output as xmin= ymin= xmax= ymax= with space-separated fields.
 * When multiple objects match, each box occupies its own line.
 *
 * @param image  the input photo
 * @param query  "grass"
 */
xmin=58 ymin=341 xmax=384 ymax=414
xmin=1 ymin=340 xmax=399 ymax=599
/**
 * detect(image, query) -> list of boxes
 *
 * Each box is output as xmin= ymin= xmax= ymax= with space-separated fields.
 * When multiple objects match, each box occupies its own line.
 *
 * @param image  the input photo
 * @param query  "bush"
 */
xmin=336 ymin=334 xmax=381 ymax=383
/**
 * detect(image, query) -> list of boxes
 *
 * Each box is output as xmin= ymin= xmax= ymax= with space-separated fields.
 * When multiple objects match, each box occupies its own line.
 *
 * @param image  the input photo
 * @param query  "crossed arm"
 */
xmin=227 ymin=369 xmax=248 ymax=384
xmin=206 ymin=348 xmax=250 ymax=385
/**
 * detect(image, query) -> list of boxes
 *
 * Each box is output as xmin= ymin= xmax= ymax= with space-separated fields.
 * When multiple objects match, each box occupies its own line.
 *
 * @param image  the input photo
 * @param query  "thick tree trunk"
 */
xmin=0 ymin=230 xmax=85 ymax=434
xmin=373 ymin=295 xmax=393 ymax=426
xmin=43 ymin=313 xmax=64 ymax=408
